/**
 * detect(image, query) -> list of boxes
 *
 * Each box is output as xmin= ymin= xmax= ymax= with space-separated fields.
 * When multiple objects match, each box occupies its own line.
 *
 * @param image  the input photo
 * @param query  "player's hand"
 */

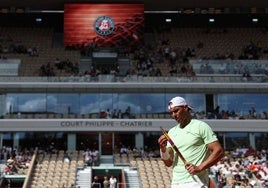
xmin=158 ymin=135 xmax=168 ymax=152
xmin=185 ymin=163 xmax=202 ymax=175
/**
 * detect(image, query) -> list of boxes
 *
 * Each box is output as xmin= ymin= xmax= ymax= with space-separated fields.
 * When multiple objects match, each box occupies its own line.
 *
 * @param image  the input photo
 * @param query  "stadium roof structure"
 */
xmin=1 ymin=0 xmax=268 ymax=13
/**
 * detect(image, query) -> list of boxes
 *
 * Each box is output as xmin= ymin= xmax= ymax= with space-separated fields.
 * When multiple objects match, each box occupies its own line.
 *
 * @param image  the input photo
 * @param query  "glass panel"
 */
xmin=218 ymin=94 xmax=268 ymax=117
xmin=7 ymin=93 xmax=46 ymax=113
xmin=216 ymin=133 xmax=225 ymax=149
xmin=254 ymin=132 xmax=268 ymax=151
xmin=114 ymin=133 xmax=135 ymax=154
xmin=101 ymin=133 xmax=113 ymax=155
xmin=23 ymin=132 xmax=67 ymax=150
xmin=144 ymin=132 xmax=161 ymax=154
xmin=224 ymin=132 xmax=249 ymax=151
xmin=2 ymin=132 xmax=68 ymax=151
xmin=115 ymin=94 xmax=139 ymax=118
xmin=116 ymin=93 xmax=167 ymax=118
xmin=2 ymin=133 xmax=13 ymax=149
xmin=8 ymin=93 xmax=268 ymax=119
xmin=99 ymin=94 xmax=112 ymax=110
xmin=47 ymin=94 xmax=80 ymax=114
xmin=76 ymin=132 xmax=99 ymax=151
xmin=99 ymin=94 xmax=113 ymax=118
xmin=80 ymin=94 xmax=99 ymax=114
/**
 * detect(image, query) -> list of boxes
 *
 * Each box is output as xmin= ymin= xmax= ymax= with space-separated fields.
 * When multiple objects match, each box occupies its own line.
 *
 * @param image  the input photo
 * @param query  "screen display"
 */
xmin=64 ymin=4 xmax=144 ymax=48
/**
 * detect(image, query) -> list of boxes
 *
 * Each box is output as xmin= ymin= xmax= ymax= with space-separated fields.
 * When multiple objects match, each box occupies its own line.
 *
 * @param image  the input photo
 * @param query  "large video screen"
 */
xmin=64 ymin=4 xmax=144 ymax=48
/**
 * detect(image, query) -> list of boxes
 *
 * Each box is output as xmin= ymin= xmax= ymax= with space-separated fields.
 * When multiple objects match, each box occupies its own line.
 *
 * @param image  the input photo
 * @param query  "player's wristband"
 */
xmin=160 ymin=149 xmax=170 ymax=160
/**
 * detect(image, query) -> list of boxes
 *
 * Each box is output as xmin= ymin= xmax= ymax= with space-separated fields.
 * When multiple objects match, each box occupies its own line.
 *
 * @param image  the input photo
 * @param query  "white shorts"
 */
xmin=171 ymin=181 xmax=208 ymax=188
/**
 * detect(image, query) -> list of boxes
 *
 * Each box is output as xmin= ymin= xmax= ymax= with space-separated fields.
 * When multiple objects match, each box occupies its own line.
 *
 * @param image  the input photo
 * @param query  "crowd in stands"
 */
xmin=5 ymin=106 xmax=267 ymax=120
xmin=0 ymin=146 xmax=34 ymax=175
xmin=1 ymin=26 xmax=268 ymax=78
xmin=0 ymin=28 xmax=268 ymax=80
xmin=82 ymin=148 xmax=100 ymax=166
xmin=85 ymin=63 xmax=120 ymax=77
xmin=116 ymin=144 xmax=268 ymax=188
xmin=211 ymin=146 xmax=268 ymax=188
xmin=192 ymin=105 xmax=268 ymax=120
xmin=125 ymin=29 xmax=268 ymax=78
xmin=118 ymin=145 xmax=160 ymax=159
xmin=0 ymin=33 xmax=39 ymax=57
xmin=38 ymin=63 xmax=56 ymax=77
xmin=239 ymin=41 xmax=263 ymax=60
xmin=125 ymin=36 xmax=198 ymax=78
xmin=96 ymin=105 xmax=268 ymax=120
xmin=53 ymin=58 xmax=79 ymax=75
xmin=99 ymin=106 xmax=135 ymax=119
xmin=38 ymin=58 xmax=80 ymax=77
xmin=196 ymin=60 xmax=268 ymax=75
xmin=1 ymin=144 xmax=268 ymax=188
xmin=91 ymin=174 xmax=117 ymax=188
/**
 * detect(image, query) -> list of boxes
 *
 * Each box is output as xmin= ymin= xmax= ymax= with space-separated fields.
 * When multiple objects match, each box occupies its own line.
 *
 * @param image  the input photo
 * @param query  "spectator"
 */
xmin=109 ymin=176 xmax=117 ymax=188
xmin=103 ymin=176 xmax=109 ymax=188
xmin=120 ymin=145 xmax=128 ymax=157
xmin=91 ymin=176 xmax=100 ymax=188
xmin=63 ymin=152 xmax=71 ymax=163
xmin=83 ymin=149 xmax=93 ymax=166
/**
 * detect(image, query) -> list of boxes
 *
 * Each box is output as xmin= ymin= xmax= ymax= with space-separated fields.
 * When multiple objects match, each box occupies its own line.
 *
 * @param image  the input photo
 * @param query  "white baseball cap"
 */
xmin=168 ymin=96 xmax=193 ymax=110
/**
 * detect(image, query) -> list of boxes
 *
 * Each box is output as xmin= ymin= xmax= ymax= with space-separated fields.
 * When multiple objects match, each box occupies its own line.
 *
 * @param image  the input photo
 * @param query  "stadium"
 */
xmin=0 ymin=0 xmax=267 ymax=187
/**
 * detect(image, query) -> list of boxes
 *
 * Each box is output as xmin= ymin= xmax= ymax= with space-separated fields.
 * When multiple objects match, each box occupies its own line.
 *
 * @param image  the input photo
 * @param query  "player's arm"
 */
xmin=158 ymin=135 xmax=174 ymax=167
xmin=198 ymin=141 xmax=224 ymax=172
xmin=160 ymin=146 xmax=174 ymax=167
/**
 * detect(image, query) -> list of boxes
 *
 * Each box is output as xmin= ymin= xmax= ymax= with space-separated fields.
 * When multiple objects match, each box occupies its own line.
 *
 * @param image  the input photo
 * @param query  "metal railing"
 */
xmin=0 ymin=74 xmax=266 ymax=83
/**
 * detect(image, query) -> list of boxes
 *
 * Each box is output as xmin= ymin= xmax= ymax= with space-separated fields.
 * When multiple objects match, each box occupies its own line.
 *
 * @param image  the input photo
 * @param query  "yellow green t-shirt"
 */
xmin=166 ymin=119 xmax=218 ymax=185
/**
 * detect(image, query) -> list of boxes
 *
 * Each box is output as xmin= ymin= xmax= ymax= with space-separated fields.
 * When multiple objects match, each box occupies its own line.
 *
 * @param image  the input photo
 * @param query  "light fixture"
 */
xmin=209 ymin=18 xmax=215 ymax=23
xmin=165 ymin=18 xmax=172 ymax=22
xmin=252 ymin=18 xmax=258 ymax=23
xmin=35 ymin=18 xmax=42 ymax=22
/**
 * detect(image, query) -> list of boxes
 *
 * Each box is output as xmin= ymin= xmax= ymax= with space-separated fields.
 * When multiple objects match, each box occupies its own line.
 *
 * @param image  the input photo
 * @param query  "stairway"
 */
xmin=79 ymin=58 xmax=93 ymax=74
xmin=52 ymin=33 xmax=63 ymax=48
xmin=124 ymin=168 xmax=141 ymax=188
xmin=76 ymin=167 xmax=92 ymax=188
xmin=117 ymin=57 xmax=131 ymax=76
xmin=144 ymin=32 xmax=156 ymax=47
xmin=100 ymin=155 xmax=114 ymax=164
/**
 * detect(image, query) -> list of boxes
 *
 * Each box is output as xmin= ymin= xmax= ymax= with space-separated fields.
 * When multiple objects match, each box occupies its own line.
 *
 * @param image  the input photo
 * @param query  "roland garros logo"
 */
xmin=94 ymin=16 xmax=115 ymax=36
